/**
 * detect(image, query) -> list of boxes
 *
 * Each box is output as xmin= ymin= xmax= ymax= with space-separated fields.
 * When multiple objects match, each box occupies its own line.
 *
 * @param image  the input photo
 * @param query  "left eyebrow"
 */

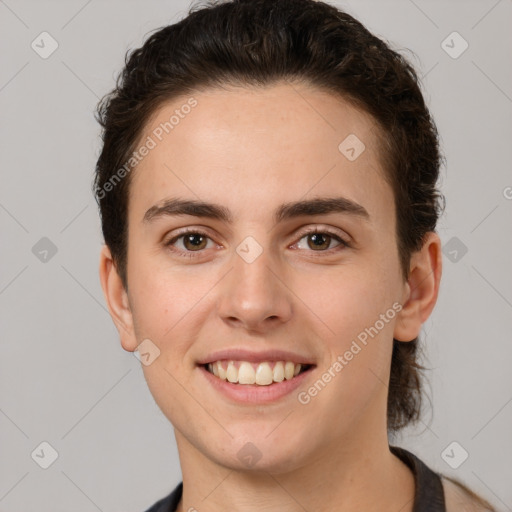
xmin=274 ymin=196 xmax=370 ymax=223
xmin=142 ymin=196 xmax=370 ymax=225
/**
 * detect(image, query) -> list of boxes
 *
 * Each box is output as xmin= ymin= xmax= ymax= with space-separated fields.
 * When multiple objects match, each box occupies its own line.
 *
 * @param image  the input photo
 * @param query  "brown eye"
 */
xmin=182 ymin=233 xmax=208 ymax=251
xmin=306 ymin=233 xmax=333 ymax=251
xmin=165 ymin=230 xmax=215 ymax=257
xmin=295 ymin=230 xmax=347 ymax=252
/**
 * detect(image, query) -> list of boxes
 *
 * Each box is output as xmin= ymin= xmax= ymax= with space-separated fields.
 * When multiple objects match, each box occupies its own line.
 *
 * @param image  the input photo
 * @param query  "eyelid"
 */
xmin=292 ymin=224 xmax=351 ymax=246
xmin=164 ymin=227 xmax=220 ymax=250
xmin=164 ymin=224 xmax=216 ymax=239
xmin=164 ymin=224 xmax=351 ymax=256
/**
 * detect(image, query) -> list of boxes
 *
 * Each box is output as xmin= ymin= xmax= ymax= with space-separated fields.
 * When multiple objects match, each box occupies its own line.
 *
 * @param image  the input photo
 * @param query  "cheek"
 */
xmin=293 ymin=264 xmax=399 ymax=395
xmin=294 ymin=262 xmax=399 ymax=337
xmin=140 ymin=354 xmax=210 ymax=443
xmin=127 ymin=249 xmax=209 ymax=340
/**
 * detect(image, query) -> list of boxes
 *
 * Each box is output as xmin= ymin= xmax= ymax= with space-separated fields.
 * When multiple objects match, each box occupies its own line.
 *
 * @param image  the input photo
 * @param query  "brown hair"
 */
xmin=93 ymin=0 xmax=444 ymax=432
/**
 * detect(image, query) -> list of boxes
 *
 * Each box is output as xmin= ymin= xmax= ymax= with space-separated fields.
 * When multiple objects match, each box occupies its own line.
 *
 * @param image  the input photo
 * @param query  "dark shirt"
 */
xmin=144 ymin=445 xmax=446 ymax=512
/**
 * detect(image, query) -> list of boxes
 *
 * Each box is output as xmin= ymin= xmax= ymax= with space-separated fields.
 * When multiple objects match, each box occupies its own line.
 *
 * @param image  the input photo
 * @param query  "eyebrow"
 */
xmin=143 ymin=196 xmax=370 ymax=225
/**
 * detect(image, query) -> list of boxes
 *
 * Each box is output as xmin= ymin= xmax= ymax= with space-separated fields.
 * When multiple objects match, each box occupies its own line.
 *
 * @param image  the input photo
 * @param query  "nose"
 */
xmin=216 ymin=246 xmax=293 ymax=333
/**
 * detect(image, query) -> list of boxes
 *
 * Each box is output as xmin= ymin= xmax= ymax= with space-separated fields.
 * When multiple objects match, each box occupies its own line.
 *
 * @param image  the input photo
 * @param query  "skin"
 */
xmin=99 ymin=82 xmax=442 ymax=511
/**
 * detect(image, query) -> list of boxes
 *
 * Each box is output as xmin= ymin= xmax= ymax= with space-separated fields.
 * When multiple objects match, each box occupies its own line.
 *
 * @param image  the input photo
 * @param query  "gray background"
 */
xmin=1 ymin=0 xmax=511 ymax=510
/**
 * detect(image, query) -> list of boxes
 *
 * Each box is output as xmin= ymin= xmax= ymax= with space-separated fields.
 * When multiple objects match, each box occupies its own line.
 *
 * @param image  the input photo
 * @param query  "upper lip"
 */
xmin=197 ymin=348 xmax=316 ymax=366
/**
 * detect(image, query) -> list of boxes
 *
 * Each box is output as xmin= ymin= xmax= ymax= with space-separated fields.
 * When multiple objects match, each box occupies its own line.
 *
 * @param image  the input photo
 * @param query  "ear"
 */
xmin=98 ymin=244 xmax=138 ymax=352
xmin=393 ymin=232 xmax=442 ymax=342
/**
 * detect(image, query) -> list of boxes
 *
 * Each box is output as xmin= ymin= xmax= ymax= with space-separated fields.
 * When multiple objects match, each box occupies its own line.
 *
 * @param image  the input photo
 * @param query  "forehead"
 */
xmin=127 ymin=82 xmax=391 ymax=225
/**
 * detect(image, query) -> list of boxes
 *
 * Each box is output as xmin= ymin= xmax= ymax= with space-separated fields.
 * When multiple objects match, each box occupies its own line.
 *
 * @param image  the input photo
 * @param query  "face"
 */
xmin=120 ymin=82 xmax=409 ymax=472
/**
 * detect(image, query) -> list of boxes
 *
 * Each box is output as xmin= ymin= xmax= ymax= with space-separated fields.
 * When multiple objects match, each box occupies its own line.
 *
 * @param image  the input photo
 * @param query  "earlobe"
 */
xmin=393 ymin=232 xmax=442 ymax=342
xmin=98 ymin=245 xmax=138 ymax=352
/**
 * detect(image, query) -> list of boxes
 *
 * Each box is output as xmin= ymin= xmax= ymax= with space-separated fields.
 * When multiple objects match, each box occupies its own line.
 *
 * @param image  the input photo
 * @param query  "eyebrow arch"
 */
xmin=142 ymin=196 xmax=370 ymax=225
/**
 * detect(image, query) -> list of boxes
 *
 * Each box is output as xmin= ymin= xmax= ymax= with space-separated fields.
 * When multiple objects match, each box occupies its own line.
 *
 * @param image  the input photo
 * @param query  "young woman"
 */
xmin=95 ymin=0 xmax=496 ymax=510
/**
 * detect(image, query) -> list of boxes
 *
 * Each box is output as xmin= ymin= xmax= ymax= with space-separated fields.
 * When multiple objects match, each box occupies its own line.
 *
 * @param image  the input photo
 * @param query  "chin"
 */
xmin=209 ymin=430 xmax=312 ymax=475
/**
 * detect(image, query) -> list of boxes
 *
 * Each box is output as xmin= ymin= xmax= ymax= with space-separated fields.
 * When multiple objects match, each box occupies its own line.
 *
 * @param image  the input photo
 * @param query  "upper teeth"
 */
xmin=207 ymin=360 xmax=302 ymax=385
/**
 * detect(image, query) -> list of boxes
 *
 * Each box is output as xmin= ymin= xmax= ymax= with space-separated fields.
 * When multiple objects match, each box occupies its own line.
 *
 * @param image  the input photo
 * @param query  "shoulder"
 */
xmin=143 ymin=482 xmax=182 ymax=512
xmin=441 ymin=476 xmax=497 ymax=512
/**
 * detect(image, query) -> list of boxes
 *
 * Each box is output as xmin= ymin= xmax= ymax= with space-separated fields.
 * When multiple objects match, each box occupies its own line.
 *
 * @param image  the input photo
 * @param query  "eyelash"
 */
xmin=164 ymin=226 xmax=351 ymax=259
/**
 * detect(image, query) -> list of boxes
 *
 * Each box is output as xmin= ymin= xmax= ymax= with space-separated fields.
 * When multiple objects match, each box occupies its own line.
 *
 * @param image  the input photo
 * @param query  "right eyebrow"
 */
xmin=143 ymin=198 xmax=232 ymax=224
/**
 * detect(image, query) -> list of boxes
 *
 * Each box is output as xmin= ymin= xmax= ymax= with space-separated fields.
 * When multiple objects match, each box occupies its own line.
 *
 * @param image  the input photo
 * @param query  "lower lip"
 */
xmin=198 ymin=365 xmax=314 ymax=404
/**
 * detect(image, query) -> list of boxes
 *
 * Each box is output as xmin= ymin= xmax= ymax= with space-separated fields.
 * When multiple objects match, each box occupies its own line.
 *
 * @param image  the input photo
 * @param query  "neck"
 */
xmin=173 ymin=409 xmax=415 ymax=511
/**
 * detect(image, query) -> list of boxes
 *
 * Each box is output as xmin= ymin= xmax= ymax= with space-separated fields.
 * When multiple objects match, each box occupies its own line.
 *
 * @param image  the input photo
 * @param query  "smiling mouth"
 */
xmin=203 ymin=360 xmax=313 ymax=385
